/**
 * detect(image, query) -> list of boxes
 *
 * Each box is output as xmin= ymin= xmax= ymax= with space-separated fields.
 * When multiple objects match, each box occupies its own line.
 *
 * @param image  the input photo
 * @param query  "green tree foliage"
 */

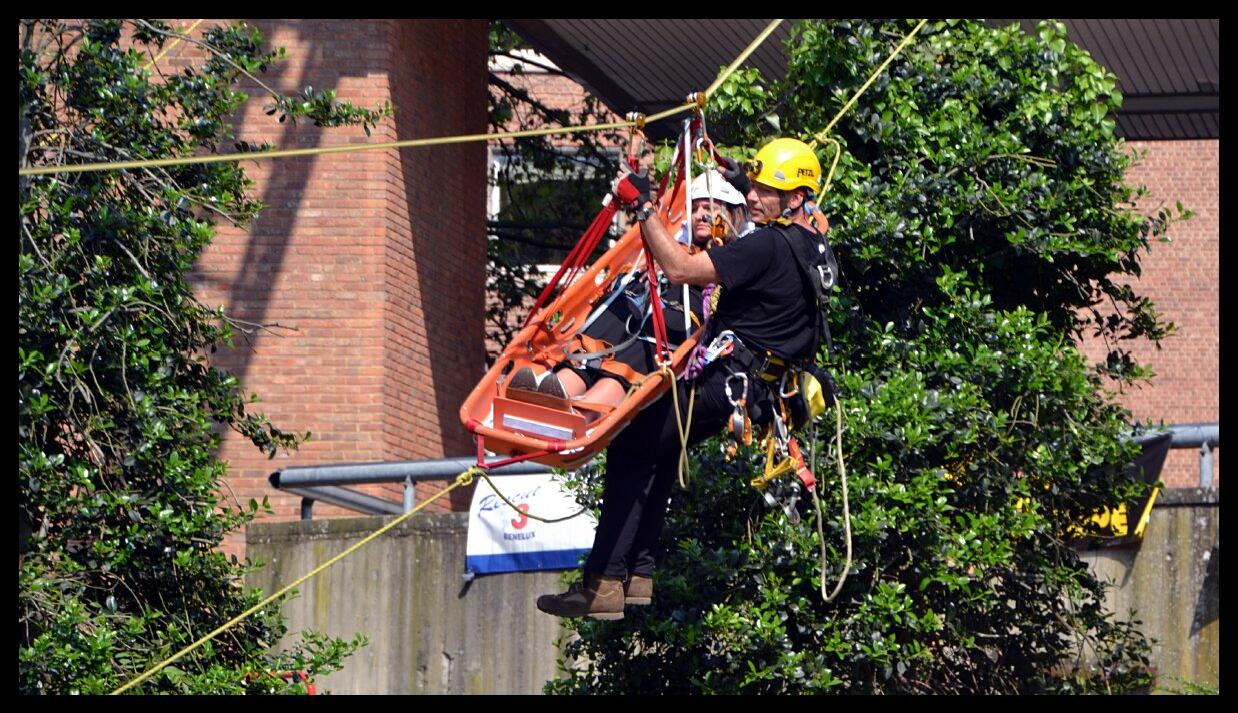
xmin=485 ymin=21 xmax=624 ymax=362
xmin=548 ymin=19 xmax=1180 ymax=694
xmin=18 ymin=19 xmax=386 ymax=693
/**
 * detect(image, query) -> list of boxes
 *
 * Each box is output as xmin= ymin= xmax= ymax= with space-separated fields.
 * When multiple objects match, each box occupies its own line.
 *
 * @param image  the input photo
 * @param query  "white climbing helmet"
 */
xmin=688 ymin=171 xmax=746 ymax=206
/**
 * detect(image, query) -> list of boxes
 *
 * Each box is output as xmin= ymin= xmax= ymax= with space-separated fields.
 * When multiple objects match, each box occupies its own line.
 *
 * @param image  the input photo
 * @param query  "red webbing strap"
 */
xmin=522 ymin=199 xmax=619 ymax=330
xmin=657 ymin=127 xmax=687 ymax=200
xmin=475 ymin=434 xmax=559 ymax=470
xmin=559 ymin=201 xmax=617 ymax=297
xmin=641 ymin=244 xmax=671 ymax=364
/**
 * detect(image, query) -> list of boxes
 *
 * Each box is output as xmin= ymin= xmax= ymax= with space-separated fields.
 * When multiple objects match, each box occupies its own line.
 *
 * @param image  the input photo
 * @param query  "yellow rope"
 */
xmin=109 ymin=468 xmax=480 ymax=695
xmin=807 ymin=19 xmax=928 ymax=197
xmin=21 ymin=19 xmax=785 ymax=178
xmin=705 ymin=19 xmax=784 ymax=97
xmin=20 ymin=121 xmax=640 ymax=177
xmin=818 ymin=137 xmax=843 ymax=199
xmin=808 ymin=19 xmax=929 ymax=149
xmin=661 ymin=365 xmax=696 ymax=489
xmin=142 ymin=19 xmax=204 ymax=70
xmin=816 ymin=400 xmax=852 ymax=603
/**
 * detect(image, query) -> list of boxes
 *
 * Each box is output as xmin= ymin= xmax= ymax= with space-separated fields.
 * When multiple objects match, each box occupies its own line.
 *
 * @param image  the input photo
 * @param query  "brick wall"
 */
xmin=386 ymin=21 xmax=488 ymax=512
xmin=180 ymin=20 xmax=487 ymax=557
xmin=1077 ymin=139 xmax=1219 ymax=488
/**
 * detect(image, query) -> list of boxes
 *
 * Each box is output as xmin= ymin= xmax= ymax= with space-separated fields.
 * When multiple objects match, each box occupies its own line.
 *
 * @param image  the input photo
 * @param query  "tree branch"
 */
xmin=129 ymin=20 xmax=284 ymax=100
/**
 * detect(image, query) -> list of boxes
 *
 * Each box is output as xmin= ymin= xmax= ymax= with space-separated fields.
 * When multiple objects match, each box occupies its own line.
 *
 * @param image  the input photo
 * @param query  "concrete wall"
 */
xmin=249 ymin=493 xmax=1218 ymax=694
xmin=246 ymin=512 xmax=568 ymax=695
xmin=1078 ymin=488 xmax=1219 ymax=690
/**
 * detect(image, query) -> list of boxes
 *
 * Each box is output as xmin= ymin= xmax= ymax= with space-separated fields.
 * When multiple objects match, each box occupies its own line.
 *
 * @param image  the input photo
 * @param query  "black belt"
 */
xmin=726 ymin=337 xmax=792 ymax=384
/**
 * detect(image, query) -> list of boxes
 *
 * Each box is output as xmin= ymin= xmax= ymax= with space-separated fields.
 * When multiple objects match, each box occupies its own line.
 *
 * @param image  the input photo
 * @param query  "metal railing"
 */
xmin=270 ymin=456 xmax=555 ymax=520
xmin=270 ymin=424 xmax=1217 ymax=520
xmin=1134 ymin=422 xmax=1219 ymax=487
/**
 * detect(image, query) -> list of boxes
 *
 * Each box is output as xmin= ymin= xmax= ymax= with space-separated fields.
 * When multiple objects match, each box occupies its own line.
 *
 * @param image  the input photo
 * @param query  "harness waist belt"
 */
xmin=726 ymin=335 xmax=792 ymax=383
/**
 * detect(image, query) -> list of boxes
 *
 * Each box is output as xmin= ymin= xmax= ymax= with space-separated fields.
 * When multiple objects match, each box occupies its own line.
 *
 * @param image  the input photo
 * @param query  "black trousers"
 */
xmin=582 ymin=362 xmax=742 ymax=578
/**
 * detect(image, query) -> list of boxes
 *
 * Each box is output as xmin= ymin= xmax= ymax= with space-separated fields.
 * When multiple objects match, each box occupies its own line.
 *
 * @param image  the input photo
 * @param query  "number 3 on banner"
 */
xmin=511 ymin=503 xmax=530 ymax=530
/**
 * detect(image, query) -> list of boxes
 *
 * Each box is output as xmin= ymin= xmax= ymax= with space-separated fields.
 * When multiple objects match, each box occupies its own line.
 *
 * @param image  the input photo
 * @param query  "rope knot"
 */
xmin=458 ymin=467 xmax=482 ymax=487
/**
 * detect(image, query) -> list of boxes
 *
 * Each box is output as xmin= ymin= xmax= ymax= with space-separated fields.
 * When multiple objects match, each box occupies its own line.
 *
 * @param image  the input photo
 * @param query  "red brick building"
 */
xmin=1079 ymin=138 xmax=1218 ymax=488
xmin=164 ymin=20 xmax=1213 ymax=556
xmin=165 ymin=20 xmax=490 ymax=556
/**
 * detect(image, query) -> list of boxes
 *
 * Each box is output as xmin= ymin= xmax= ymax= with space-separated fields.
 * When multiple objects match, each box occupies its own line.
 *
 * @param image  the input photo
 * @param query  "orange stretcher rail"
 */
xmin=460 ymin=178 xmax=699 ymax=470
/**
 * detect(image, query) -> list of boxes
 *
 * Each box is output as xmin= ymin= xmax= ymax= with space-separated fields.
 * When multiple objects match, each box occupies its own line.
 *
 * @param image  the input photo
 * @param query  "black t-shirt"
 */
xmin=706 ymin=223 xmax=817 ymax=360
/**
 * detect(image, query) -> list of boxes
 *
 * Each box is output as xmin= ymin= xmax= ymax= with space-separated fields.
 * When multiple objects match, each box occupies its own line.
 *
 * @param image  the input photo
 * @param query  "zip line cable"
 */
xmin=20 ymin=20 xmax=786 ymax=178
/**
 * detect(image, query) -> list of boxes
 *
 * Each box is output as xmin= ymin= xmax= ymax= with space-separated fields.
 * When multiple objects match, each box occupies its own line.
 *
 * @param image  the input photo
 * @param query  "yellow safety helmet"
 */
xmin=747 ymin=138 xmax=821 ymax=193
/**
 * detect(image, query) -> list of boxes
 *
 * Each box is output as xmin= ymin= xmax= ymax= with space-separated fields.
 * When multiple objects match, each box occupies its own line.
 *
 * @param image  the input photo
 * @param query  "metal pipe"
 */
xmin=1167 ymin=423 xmax=1219 ymax=448
xmin=280 ymin=485 xmax=405 ymax=517
xmin=270 ymin=456 xmax=553 ymax=490
xmin=1128 ymin=423 xmax=1218 ymax=490
xmin=1201 ymin=443 xmax=1214 ymax=488
xmin=1130 ymin=423 xmax=1218 ymax=448
xmin=300 ymin=497 xmax=314 ymax=521
xmin=403 ymin=475 xmax=415 ymax=513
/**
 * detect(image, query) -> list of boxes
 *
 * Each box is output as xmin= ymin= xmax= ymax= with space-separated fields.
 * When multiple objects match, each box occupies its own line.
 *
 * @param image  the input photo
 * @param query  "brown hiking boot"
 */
xmin=536 ymin=573 xmax=625 ymax=620
xmin=624 ymin=574 xmax=653 ymax=605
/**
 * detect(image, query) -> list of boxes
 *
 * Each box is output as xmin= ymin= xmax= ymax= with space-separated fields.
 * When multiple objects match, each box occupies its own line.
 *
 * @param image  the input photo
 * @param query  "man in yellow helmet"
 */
xmin=535 ymin=138 xmax=835 ymax=621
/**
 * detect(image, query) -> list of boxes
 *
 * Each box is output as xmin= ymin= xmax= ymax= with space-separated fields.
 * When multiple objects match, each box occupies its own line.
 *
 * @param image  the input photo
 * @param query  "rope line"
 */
xmin=141 ymin=19 xmax=204 ymax=70
xmin=109 ymin=468 xmax=480 ymax=695
xmin=473 ymin=469 xmax=588 ymax=524
xmin=705 ymin=19 xmax=784 ymax=97
xmin=20 ymin=19 xmax=786 ymax=178
xmin=809 ymin=19 xmax=929 ymax=149
xmin=815 ymin=401 xmax=852 ymax=602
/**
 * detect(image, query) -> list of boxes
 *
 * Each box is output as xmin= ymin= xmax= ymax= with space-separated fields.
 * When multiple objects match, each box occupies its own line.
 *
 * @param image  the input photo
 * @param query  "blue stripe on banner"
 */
xmin=466 ymin=549 xmax=590 ymax=575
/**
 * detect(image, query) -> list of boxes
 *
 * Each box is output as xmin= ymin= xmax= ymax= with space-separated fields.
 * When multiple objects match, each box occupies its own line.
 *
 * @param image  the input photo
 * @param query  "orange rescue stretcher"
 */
xmin=460 ymin=177 xmax=700 ymax=470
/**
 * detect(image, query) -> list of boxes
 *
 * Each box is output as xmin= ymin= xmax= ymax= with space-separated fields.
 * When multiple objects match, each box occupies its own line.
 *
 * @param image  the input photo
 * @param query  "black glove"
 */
xmin=616 ymin=169 xmax=651 ymax=208
xmin=719 ymin=156 xmax=752 ymax=197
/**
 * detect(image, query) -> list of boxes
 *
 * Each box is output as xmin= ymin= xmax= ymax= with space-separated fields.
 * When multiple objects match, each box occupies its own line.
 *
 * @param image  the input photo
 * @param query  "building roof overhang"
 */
xmin=506 ymin=19 xmax=1218 ymax=141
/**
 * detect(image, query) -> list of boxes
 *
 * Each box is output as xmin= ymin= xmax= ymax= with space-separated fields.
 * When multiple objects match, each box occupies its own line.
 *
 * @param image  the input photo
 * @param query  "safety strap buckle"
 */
xmin=704 ymin=330 xmax=737 ymax=365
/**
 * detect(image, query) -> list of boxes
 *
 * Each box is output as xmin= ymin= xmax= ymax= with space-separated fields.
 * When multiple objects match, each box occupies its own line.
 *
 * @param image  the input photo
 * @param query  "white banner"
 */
xmin=465 ymin=473 xmax=597 ymax=575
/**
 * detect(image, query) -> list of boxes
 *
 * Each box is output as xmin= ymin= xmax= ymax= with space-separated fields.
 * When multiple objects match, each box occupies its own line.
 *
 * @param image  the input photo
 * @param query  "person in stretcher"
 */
xmin=503 ymin=171 xmax=749 ymax=420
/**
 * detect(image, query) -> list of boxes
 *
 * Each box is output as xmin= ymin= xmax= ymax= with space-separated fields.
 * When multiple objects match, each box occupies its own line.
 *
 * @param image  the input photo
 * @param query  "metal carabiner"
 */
xmin=779 ymin=369 xmax=799 ymax=399
xmin=704 ymin=331 xmax=737 ymax=364
xmin=724 ymin=371 xmax=749 ymax=408
xmin=774 ymin=408 xmax=789 ymax=449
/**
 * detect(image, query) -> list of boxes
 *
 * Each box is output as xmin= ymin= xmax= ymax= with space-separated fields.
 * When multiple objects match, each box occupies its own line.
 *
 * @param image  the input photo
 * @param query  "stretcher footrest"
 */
xmin=493 ymin=397 xmax=587 ymax=442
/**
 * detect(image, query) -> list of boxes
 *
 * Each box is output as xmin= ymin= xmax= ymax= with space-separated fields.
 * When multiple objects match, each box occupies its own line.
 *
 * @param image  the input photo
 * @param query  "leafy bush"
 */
xmin=547 ymin=19 xmax=1179 ymax=694
xmin=18 ymin=19 xmax=384 ymax=694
